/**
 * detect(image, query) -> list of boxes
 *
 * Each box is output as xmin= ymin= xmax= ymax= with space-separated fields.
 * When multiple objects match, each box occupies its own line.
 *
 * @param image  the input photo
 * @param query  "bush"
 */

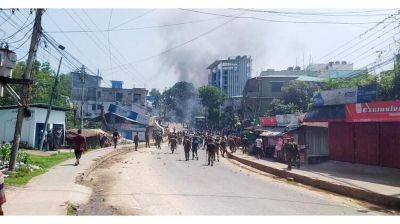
xmin=17 ymin=150 xmax=31 ymax=164
xmin=0 ymin=144 xmax=11 ymax=163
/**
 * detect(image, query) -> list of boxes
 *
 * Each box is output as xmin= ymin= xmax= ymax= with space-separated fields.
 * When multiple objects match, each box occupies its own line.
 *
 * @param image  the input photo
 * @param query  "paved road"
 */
xmin=81 ymin=143 xmax=382 ymax=215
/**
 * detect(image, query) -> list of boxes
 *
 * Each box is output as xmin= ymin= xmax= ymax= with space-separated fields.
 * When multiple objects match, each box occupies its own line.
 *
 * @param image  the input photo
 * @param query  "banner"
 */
xmin=313 ymin=87 xmax=357 ymax=107
xmin=259 ymin=117 xmax=277 ymax=127
xmin=346 ymin=100 xmax=400 ymax=122
xmin=108 ymin=104 xmax=149 ymax=125
xmin=276 ymin=114 xmax=299 ymax=127
xmin=357 ymin=84 xmax=378 ymax=103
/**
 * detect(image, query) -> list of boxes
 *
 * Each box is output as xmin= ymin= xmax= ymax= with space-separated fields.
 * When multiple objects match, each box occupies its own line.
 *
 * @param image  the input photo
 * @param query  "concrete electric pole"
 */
xmin=39 ymin=57 xmax=63 ymax=151
xmin=9 ymin=9 xmax=44 ymax=171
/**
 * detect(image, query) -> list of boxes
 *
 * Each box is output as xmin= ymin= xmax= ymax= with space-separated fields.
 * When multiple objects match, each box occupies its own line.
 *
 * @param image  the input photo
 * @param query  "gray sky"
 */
xmin=2 ymin=8 xmax=399 ymax=90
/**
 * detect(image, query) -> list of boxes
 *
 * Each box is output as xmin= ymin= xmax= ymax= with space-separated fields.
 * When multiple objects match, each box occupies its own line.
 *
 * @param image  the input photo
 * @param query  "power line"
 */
xmin=111 ymin=9 xmax=155 ymax=30
xmin=44 ymin=11 xmax=99 ymax=71
xmin=80 ymin=9 xmax=147 ymax=85
xmin=325 ymin=22 xmax=400 ymax=62
xmin=44 ymin=17 xmax=225 ymax=33
xmin=230 ymin=8 xmax=400 ymax=17
xmin=316 ymin=11 xmax=400 ymax=62
xmin=102 ymin=12 xmax=244 ymax=72
xmin=178 ymin=8 xmax=396 ymax=25
xmin=107 ymin=9 xmax=113 ymax=69
xmin=0 ymin=10 xmax=13 ymax=27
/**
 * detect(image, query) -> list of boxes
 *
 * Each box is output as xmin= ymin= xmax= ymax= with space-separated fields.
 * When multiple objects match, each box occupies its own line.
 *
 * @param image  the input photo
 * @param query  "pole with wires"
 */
xmin=9 ymin=9 xmax=43 ymax=171
xmin=39 ymin=56 xmax=63 ymax=151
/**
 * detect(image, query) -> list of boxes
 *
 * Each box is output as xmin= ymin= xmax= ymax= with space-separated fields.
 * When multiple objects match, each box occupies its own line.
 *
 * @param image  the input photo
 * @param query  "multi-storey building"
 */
xmin=70 ymin=71 xmax=148 ymax=119
xmin=207 ymin=56 xmax=252 ymax=97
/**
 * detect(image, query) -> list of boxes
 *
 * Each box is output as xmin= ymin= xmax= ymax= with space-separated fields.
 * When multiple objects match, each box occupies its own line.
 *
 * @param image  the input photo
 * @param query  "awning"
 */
xmin=304 ymin=105 xmax=346 ymax=122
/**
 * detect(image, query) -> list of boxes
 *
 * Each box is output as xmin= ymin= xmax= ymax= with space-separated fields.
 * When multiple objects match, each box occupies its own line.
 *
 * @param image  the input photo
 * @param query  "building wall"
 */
xmin=242 ymin=76 xmax=297 ymax=120
xmin=208 ymin=56 xmax=252 ymax=97
xmin=0 ymin=107 xmax=65 ymax=148
xmin=329 ymin=122 xmax=400 ymax=169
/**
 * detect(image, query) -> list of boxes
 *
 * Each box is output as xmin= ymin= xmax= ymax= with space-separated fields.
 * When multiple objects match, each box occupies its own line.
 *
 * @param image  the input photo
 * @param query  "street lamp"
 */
xmin=39 ymin=44 xmax=65 ymax=151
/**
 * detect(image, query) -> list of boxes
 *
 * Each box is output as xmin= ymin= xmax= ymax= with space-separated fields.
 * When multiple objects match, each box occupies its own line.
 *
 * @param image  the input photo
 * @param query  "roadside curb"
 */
xmin=227 ymin=152 xmax=400 ymax=210
xmin=76 ymin=142 xmax=156 ymax=184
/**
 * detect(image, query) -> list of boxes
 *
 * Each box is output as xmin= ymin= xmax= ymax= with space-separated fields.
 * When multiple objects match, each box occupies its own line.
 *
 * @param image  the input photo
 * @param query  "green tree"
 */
xmin=281 ymin=80 xmax=320 ymax=112
xmin=221 ymin=106 xmax=240 ymax=130
xmin=198 ymin=85 xmax=224 ymax=129
xmin=149 ymin=88 xmax=162 ymax=109
xmin=160 ymin=81 xmax=198 ymax=123
xmin=378 ymin=54 xmax=400 ymax=100
xmin=267 ymin=98 xmax=299 ymax=116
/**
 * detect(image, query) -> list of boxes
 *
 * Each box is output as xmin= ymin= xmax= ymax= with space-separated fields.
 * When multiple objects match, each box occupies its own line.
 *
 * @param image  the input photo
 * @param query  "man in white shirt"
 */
xmin=255 ymin=136 xmax=263 ymax=159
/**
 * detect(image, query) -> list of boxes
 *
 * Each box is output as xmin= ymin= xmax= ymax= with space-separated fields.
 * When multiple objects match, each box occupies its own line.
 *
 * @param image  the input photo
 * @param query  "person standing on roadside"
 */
xmin=134 ymin=132 xmax=139 ymax=151
xmin=145 ymin=129 xmax=150 ymax=148
xmin=73 ymin=129 xmax=87 ymax=166
xmin=255 ymin=135 xmax=263 ymax=159
xmin=112 ymin=129 xmax=120 ymax=149
xmin=0 ymin=171 xmax=6 ymax=215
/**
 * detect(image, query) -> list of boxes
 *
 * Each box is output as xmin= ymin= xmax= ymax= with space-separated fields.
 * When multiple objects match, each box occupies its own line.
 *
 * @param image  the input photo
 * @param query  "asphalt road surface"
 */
xmin=79 ymin=143 xmax=385 ymax=215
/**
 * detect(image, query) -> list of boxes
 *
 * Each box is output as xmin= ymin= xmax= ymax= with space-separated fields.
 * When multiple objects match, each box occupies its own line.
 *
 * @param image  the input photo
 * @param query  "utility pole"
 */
xmin=39 ymin=57 xmax=63 ymax=151
xmin=80 ymin=65 xmax=85 ymax=131
xmin=9 ymin=9 xmax=43 ymax=171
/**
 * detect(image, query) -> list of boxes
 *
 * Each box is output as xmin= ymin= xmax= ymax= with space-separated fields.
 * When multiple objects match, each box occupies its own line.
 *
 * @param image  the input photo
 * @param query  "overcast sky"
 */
xmin=2 ymin=8 xmax=399 ymax=90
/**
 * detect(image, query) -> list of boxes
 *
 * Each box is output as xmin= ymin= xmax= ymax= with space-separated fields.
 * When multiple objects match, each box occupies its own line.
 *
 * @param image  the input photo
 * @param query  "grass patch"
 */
xmin=5 ymin=152 xmax=74 ymax=186
xmin=67 ymin=202 xmax=78 ymax=216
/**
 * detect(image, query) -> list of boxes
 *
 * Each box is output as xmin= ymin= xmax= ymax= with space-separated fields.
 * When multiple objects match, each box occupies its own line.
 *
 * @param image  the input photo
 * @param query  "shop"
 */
xmin=329 ymin=100 xmax=400 ymax=169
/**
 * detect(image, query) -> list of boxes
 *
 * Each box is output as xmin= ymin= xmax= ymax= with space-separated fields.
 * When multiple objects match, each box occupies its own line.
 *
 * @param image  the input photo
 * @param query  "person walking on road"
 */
xmin=220 ymin=136 xmax=228 ymax=158
xmin=170 ymin=133 xmax=177 ymax=153
xmin=183 ymin=136 xmax=191 ymax=161
xmin=284 ymin=137 xmax=295 ymax=171
xmin=255 ymin=135 xmax=263 ymax=159
xmin=134 ymin=132 xmax=139 ymax=151
xmin=112 ymin=129 xmax=120 ymax=149
xmin=206 ymin=137 xmax=217 ymax=166
xmin=145 ymin=130 xmax=150 ymax=148
xmin=242 ymin=135 xmax=249 ymax=154
xmin=0 ymin=171 xmax=6 ymax=215
xmin=191 ymin=135 xmax=199 ymax=160
xmin=73 ymin=129 xmax=87 ymax=166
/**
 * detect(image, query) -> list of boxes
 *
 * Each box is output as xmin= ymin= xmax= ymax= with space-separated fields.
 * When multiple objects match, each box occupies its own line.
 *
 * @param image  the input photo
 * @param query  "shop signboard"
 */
xmin=276 ymin=114 xmax=299 ymax=127
xmin=313 ymin=87 xmax=357 ymax=107
xmin=346 ymin=100 xmax=400 ymax=122
xmin=259 ymin=116 xmax=277 ymax=127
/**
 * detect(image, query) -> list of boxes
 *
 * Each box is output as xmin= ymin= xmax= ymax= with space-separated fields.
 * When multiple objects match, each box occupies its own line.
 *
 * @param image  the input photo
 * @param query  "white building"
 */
xmin=0 ymin=104 xmax=67 ymax=149
xmin=207 ymin=56 xmax=252 ymax=97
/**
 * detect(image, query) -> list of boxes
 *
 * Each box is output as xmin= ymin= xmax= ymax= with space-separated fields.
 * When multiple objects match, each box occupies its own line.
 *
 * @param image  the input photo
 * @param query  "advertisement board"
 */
xmin=276 ymin=114 xmax=299 ymax=127
xmin=259 ymin=117 xmax=277 ymax=127
xmin=346 ymin=100 xmax=400 ymax=122
xmin=313 ymin=87 xmax=357 ymax=107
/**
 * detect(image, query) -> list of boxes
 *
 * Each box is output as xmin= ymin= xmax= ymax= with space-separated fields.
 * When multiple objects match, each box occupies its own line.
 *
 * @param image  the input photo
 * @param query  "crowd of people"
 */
xmin=164 ymin=129 xmax=300 ymax=170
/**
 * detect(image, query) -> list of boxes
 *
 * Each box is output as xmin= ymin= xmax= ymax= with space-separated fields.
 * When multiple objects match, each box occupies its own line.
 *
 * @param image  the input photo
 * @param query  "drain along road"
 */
xmin=78 ymin=143 xmax=385 ymax=215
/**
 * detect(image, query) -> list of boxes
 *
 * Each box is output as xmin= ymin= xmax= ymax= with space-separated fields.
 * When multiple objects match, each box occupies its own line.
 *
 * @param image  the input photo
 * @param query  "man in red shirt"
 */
xmin=74 ymin=129 xmax=87 ymax=166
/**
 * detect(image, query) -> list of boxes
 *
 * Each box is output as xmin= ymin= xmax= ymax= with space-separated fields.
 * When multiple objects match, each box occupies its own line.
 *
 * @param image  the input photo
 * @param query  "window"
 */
xmin=133 ymin=94 xmax=141 ymax=103
xmin=116 ymin=92 xmax=123 ymax=101
xmin=91 ymin=104 xmax=96 ymax=111
xmin=271 ymin=82 xmax=284 ymax=93
xmin=97 ymin=91 xmax=101 ymax=98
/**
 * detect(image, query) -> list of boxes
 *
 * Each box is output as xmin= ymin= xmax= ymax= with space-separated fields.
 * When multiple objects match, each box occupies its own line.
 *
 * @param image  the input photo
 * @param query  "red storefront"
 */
xmin=329 ymin=100 xmax=400 ymax=169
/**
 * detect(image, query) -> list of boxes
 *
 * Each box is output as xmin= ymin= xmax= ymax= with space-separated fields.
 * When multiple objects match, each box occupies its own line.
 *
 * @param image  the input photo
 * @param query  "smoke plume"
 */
xmin=157 ymin=9 xmax=270 ymax=86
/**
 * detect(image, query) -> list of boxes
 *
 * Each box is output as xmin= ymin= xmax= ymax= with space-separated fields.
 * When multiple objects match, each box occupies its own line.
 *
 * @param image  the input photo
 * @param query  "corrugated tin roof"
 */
xmin=0 ymin=103 xmax=69 ymax=111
